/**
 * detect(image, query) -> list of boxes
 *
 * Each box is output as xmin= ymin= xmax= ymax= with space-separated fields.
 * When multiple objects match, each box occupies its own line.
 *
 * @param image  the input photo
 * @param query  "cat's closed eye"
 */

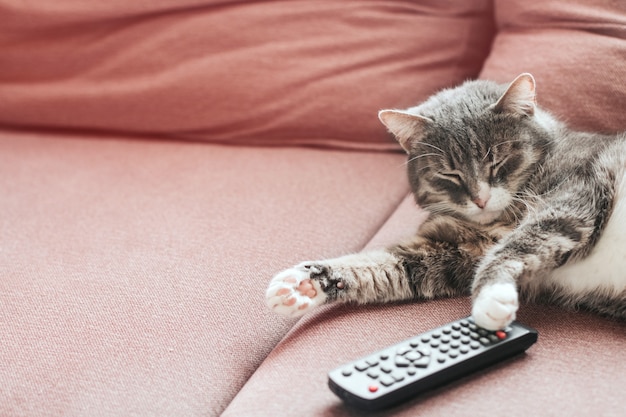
xmin=490 ymin=159 xmax=506 ymax=181
xmin=437 ymin=171 xmax=465 ymax=186
xmin=490 ymin=155 xmax=521 ymax=182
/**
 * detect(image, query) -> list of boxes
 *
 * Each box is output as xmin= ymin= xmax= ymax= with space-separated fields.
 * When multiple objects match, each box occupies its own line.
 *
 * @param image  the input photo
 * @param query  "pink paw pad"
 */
xmin=266 ymin=267 xmax=327 ymax=317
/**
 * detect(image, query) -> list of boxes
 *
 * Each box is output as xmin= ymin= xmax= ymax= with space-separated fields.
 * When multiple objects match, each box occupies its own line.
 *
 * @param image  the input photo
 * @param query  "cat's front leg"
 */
xmin=471 ymin=209 xmax=589 ymax=329
xmin=267 ymin=234 xmax=480 ymax=317
xmin=266 ymin=251 xmax=413 ymax=317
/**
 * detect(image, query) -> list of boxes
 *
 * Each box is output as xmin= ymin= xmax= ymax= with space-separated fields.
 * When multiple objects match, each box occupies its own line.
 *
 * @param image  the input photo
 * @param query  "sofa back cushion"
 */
xmin=0 ymin=0 xmax=494 ymax=150
xmin=480 ymin=0 xmax=626 ymax=133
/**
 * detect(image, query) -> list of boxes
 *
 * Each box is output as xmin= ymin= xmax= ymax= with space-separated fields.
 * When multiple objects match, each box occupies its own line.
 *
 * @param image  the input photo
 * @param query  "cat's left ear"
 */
xmin=492 ymin=73 xmax=536 ymax=117
xmin=378 ymin=110 xmax=433 ymax=153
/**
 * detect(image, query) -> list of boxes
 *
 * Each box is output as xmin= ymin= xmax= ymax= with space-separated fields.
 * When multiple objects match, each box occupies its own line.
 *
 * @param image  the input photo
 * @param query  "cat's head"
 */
xmin=380 ymin=73 xmax=552 ymax=225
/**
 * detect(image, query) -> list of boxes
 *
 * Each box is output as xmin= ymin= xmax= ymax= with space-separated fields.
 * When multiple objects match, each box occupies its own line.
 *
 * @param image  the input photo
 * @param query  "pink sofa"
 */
xmin=1 ymin=1 xmax=625 ymax=416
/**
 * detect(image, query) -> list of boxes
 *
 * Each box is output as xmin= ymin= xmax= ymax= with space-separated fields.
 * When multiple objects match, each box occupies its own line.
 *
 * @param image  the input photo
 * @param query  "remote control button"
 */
xmin=469 ymin=323 xmax=478 ymax=331
xmin=437 ymin=357 xmax=446 ymax=363
xmin=479 ymin=337 xmax=491 ymax=345
xmin=395 ymin=356 xmax=410 ymax=367
xmin=417 ymin=347 xmax=431 ymax=356
xmin=342 ymin=369 xmax=353 ymax=377
xmin=439 ymin=346 xmax=449 ymax=353
xmin=448 ymin=351 xmax=459 ymax=359
xmin=391 ymin=372 xmax=405 ymax=382
xmin=430 ymin=341 xmax=440 ymax=348
xmin=451 ymin=324 xmax=461 ymax=331
xmin=432 ymin=332 xmax=441 ymax=339
xmin=366 ymin=358 xmax=379 ymax=367
xmin=460 ymin=346 xmax=469 ymax=354
xmin=380 ymin=353 xmax=390 ymax=360
xmin=461 ymin=328 xmax=470 ymax=335
xmin=381 ymin=365 xmax=392 ymax=373
xmin=460 ymin=337 xmax=471 ymax=345
xmin=459 ymin=319 xmax=470 ymax=327
xmin=442 ymin=327 xmax=452 ymax=334
xmin=410 ymin=339 xmax=420 ymax=347
xmin=450 ymin=341 xmax=460 ymax=349
xmin=407 ymin=368 xmax=417 ymax=376
xmin=440 ymin=336 xmax=451 ymax=344
xmin=421 ymin=335 xmax=430 ymax=343
xmin=368 ymin=385 xmax=379 ymax=393
xmin=495 ymin=331 xmax=507 ymax=340
xmin=405 ymin=351 xmax=421 ymax=362
xmin=355 ymin=361 xmax=370 ymax=371
xmin=380 ymin=376 xmax=395 ymax=387
xmin=367 ymin=370 xmax=380 ymax=379
xmin=488 ymin=334 xmax=499 ymax=343
xmin=451 ymin=332 xmax=461 ymax=340
xmin=470 ymin=341 xmax=480 ymax=349
xmin=413 ymin=356 xmax=431 ymax=368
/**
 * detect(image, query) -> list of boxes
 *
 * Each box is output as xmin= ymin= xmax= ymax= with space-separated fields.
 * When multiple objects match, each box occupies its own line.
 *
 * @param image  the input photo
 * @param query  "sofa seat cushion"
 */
xmin=0 ymin=0 xmax=494 ymax=150
xmin=0 ymin=129 xmax=410 ymax=416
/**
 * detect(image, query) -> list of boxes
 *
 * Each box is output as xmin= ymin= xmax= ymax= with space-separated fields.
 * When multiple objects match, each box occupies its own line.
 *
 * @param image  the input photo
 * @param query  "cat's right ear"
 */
xmin=378 ymin=110 xmax=433 ymax=153
xmin=491 ymin=73 xmax=536 ymax=117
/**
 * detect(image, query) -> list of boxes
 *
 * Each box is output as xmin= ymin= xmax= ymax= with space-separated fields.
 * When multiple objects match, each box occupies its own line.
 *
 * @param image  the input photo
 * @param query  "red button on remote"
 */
xmin=369 ymin=385 xmax=379 ymax=393
xmin=495 ymin=331 xmax=506 ymax=340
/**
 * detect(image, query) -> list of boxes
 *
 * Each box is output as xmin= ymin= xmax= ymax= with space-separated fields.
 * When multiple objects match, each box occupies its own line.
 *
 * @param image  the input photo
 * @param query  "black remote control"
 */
xmin=328 ymin=316 xmax=538 ymax=410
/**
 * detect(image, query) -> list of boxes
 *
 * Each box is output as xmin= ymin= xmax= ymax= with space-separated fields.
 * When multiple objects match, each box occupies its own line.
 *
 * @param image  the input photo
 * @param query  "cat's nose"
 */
xmin=473 ymin=182 xmax=491 ymax=209
xmin=473 ymin=197 xmax=489 ymax=209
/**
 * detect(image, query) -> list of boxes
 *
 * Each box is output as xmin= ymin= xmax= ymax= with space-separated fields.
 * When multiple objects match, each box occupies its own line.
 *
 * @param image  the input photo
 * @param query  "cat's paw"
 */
xmin=471 ymin=283 xmax=519 ymax=330
xmin=266 ymin=263 xmax=328 ymax=317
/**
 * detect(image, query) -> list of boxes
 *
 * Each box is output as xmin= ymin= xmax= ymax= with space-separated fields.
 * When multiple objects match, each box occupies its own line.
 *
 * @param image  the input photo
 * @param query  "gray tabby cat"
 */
xmin=266 ymin=73 xmax=626 ymax=330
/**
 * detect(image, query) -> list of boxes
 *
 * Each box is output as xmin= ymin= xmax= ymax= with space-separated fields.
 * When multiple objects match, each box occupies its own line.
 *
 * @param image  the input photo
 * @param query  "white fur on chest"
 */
xmin=550 ymin=173 xmax=626 ymax=296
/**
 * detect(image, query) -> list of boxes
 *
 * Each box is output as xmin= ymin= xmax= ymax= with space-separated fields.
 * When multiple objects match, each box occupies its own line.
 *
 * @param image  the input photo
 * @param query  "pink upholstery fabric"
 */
xmin=481 ymin=0 xmax=626 ymax=132
xmin=0 ymin=0 xmax=493 ymax=149
xmin=0 ymin=129 xmax=409 ymax=415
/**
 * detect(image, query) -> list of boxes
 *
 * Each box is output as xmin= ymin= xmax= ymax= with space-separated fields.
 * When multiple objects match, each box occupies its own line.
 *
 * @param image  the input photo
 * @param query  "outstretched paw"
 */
xmin=472 ymin=283 xmax=519 ymax=330
xmin=266 ymin=263 xmax=329 ymax=317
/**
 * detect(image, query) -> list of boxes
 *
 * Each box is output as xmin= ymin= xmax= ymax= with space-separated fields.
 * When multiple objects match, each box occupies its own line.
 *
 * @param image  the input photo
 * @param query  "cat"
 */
xmin=265 ymin=73 xmax=626 ymax=330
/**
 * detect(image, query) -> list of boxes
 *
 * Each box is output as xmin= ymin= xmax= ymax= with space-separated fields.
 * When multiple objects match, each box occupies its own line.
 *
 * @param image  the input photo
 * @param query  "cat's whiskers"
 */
xmin=415 ymin=142 xmax=446 ymax=155
xmin=515 ymin=185 xmax=564 ymax=206
xmin=492 ymin=139 xmax=523 ymax=149
xmin=505 ymin=200 xmax=527 ymax=224
xmin=403 ymin=153 xmax=444 ymax=167
xmin=416 ymin=163 xmax=441 ymax=174
xmin=422 ymin=202 xmax=457 ymax=216
xmin=511 ymin=195 xmax=538 ymax=219
xmin=481 ymin=147 xmax=492 ymax=162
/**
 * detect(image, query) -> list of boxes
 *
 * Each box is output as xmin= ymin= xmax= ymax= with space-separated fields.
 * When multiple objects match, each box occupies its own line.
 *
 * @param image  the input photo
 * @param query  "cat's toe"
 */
xmin=471 ymin=283 xmax=519 ymax=330
xmin=266 ymin=265 xmax=327 ymax=317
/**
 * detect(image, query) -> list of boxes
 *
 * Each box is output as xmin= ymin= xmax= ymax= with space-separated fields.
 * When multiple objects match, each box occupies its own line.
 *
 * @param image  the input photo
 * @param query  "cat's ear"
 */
xmin=378 ymin=110 xmax=433 ymax=153
xmin=492 ymin=73 xmax=536 ymax=117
